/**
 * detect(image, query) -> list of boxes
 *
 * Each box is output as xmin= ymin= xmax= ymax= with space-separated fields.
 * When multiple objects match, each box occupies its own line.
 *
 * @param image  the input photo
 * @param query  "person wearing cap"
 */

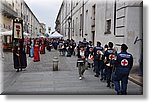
xmin=93 ymin=41 xmax=104 ymax=77
xmin=104 ymin=42 xmax=117 ymax=88
xmin=113 ymin=44 xmax=133 ymax=95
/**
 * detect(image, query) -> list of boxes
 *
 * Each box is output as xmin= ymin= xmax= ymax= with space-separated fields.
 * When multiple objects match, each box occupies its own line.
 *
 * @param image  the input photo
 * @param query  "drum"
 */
xmin=87 ymin=59 xmax=94 ymax=64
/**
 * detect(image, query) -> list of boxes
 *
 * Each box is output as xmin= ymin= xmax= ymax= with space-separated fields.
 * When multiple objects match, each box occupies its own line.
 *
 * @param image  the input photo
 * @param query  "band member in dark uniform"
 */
xmin=86 ymin=47 xmax=94 ymax=68
xmin=104 ymin=42 xmax=117 ymax=88
xmin=113 ymin=44 xmax=133 ymax=95
xmin=102 ymin=44 xmax=109 ymax=81
xmin=93 ymin=42 xmax=104 ymax=77
xmin=52 ymin=39 xmax=58 ymax=50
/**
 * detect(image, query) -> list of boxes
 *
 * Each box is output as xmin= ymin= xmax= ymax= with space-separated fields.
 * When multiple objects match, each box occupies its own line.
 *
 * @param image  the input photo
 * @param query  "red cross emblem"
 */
xmin=121 ymin=59 xmax=128 ymax=66
xmin=109 ymin=54 xmax=115 ymax=60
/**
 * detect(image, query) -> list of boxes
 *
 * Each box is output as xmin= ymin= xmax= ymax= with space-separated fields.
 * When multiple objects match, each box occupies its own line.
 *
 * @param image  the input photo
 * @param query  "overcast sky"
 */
xmin=24 ymin=0 xmax=63 ymax=33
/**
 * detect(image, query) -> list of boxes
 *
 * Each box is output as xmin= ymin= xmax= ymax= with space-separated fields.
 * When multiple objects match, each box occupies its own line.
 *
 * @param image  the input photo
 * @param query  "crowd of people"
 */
xmin=75 ymin=38 xmax=133 ymax=95
xmin=12 ymin=37 xmax=133 ymax=95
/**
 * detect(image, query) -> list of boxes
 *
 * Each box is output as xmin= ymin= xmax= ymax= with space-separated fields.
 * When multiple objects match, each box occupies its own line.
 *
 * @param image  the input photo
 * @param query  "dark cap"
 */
xmin=80 ymin=45 xmax=84 ymax=48
xmin=97 ymin=41 xmax=101 ymax=46
xmin=104 ymin=44 xmax=108 ymax=48
xmin=121 ymin=44 xmax=128 ymax=51
xmin=108 ymin=42 xmax=113 ymax=48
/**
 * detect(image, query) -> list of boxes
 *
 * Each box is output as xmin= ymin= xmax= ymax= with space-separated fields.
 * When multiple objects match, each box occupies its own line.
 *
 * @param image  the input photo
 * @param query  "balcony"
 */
xmin=1 ymin=2 xmax=18 ymax=18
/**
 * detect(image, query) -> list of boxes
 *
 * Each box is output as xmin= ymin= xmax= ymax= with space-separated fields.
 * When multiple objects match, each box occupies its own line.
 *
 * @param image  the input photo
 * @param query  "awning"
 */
xmin=49 ymin=32 xmax=63 ymax=38
xmin=0 ymin=30 xmax=31 ymax=36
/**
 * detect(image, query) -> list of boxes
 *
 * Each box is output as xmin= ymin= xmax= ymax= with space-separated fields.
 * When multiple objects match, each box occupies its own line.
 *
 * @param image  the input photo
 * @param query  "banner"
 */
xmin=12 ymin=18 xmax=23 ymax=40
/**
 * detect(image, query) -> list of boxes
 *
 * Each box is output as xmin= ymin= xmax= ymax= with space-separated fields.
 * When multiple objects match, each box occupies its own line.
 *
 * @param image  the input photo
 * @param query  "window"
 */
xmin=91 ymin=5 xmax=96 ymax=27
xmin=75 ymin=17 xmax=78 ymax=36
xmin=80 ymin=14 xmax=82 ymax=36
xmin=72 ymin=20 xmax=74 ymax=36
xmin=105 ymin=19 xmax=111 ymax=34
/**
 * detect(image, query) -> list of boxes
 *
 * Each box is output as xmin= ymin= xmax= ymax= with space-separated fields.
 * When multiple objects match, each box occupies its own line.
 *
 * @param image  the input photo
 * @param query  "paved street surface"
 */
xmin=1 ymin=50 xmax=142 ymax=95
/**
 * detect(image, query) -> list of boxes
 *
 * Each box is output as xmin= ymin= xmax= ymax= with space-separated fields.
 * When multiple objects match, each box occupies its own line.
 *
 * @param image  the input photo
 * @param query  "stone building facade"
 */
xmin=55 ymin=0 xmax=143 ymax=68
xmin=0 ymin=0 xmax=45 ymax=37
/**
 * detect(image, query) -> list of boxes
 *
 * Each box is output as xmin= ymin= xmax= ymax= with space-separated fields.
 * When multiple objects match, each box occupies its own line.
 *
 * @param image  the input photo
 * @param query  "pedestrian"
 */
xmin=77 ymin=45 xmax=86 ymax=80
xmin=19 ymin=40 xmax=27 ymax=71
xmin=40 ymin=40 xmax=45 ymax=54
xmin=112 ymin=44 xmax=133 ymax=95
xmin=26 ymin=41 xmax=30 ymax=54
xmin=93 ymin=41 xmax=104 ymax=77
xmin=33 ymin=40 xmax=40 ymax=62
xmin=87 ymin=47 xmax=94 ymax=68
xmin=30 ymin=39 xmax=34 ymax=58
xmin=58 ymin=41 xmax=64 ymax=55
xmin=76 ymin=41 xmax=82 ymax=56
xmin=13 ymin=45 xmax=21 ymax=72
xmin=12 ymin=41 xmax=27 ymax=72
xmin=63 ymin=40 xmax=69 ymax=56
xmin=72 ymin=40 xmax=76 ymax=56
xmin=70 ymin=39 xmax=76 ymax=56
xmin=104 ymin=42 xmax=117 ymax=88
xmin=66 ymin=40 xmax=72 ymax=57
xmin=52 ymin=39 xmax=58 ymax=50
xmin=47 ymin=39 xmax=52 ymax=52
xmin=101 ymin=44 xmax=109 ymax=81
xmin=82 ymin=38 xmax=88 ymax=47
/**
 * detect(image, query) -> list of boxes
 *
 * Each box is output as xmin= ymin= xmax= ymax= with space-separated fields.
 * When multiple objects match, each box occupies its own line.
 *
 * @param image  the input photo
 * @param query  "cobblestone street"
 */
xmin=1 ymin=49 xmax=142 ymax=95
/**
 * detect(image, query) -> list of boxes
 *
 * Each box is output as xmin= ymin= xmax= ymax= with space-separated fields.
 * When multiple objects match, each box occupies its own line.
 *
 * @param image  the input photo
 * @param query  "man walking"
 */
xmin=113 ymin=44 xmax=133 ymax=95
xmin=93 ymin=42 xmax=104 ymax=77
xmin=104 ymin=42 xmax=117 ymax=88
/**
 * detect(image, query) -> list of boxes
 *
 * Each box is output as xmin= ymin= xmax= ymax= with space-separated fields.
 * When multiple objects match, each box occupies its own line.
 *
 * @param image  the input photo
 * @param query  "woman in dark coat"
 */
xmin=13 ymin=41 xmax=27 ymax=72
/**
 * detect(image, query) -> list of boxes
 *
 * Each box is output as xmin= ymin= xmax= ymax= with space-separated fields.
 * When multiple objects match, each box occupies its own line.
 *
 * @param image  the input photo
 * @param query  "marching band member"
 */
xmin=113 ymin=44 xmax=133 ymax=95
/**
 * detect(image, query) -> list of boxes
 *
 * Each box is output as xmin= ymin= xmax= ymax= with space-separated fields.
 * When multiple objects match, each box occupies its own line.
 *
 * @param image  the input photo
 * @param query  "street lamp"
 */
xmin=68 ymin=16 xmax=72 ymax=40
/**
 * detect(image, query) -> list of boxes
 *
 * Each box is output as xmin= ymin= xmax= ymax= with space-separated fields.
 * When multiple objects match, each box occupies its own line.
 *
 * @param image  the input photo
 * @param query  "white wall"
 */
xmin=125 ymin=6 xmax=142 ymax=66
xmin=56 ymin=0 xmax=143 ymax=68
xmin=95 ymin=0 xmax=115 ymax=47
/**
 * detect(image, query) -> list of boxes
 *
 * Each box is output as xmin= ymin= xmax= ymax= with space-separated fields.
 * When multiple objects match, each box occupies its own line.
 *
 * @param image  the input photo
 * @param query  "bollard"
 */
xmin=53 ymin=57 xmax=59 ymax=71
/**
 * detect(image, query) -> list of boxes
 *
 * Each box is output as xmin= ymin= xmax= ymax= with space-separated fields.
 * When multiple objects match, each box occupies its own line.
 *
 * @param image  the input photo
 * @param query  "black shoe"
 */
xmin=107 ymin=84 xmax=111 ymax=88
xmin=16 ymin=69 xmax=19 ymax=72
xmin=117 ymin=92 xmax=121 ymax=95
xmin=111 ymin=83 xmax=114 ymax=88
xmin=100 ymin=78 xmax=103 ymax=81
xmin=121 ymin=91 xmax=127 ymax=95
xmin=94 ymin=75 xmax=99 ymax=77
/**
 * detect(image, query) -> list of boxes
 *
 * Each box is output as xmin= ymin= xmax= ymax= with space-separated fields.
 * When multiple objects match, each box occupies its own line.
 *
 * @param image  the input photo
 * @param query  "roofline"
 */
xmin=23 ymin=1 xmax=41 ymax=25
xmin=56 ymin=1 xmax=64 ymax=21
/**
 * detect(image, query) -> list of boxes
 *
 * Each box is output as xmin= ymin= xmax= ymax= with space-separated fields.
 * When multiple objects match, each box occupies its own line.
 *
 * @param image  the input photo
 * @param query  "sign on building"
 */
xmin=12 ymin=18 xmax=23 ymax=40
